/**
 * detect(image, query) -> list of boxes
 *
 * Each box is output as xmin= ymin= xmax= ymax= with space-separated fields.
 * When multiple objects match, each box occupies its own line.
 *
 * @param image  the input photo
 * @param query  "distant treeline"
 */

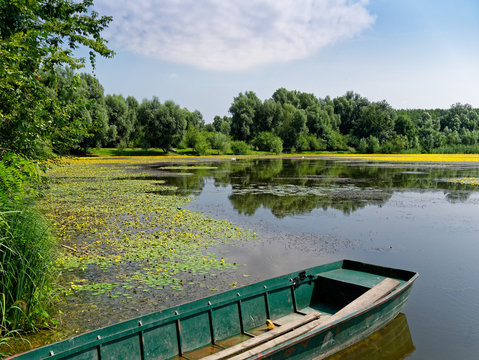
xmin=4 ymin=67 xmax=479 ymax=157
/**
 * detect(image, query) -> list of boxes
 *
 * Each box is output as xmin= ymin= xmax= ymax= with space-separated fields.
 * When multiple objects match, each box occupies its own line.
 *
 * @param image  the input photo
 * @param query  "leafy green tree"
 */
xmin=41 ymin=67 xmax=111 ymax=154
xmin=229 ymin=91 xmax=262 ymax=141
xmin=212 ymin=115 xmax=231 ymax=135
xmin=256 ymin=99 xmax=282 ymax=134
xmin=419 ymin=112 xmax=444 ymax=151
xmin=0 ymin=0 xmax=113 ymax=158
xmin=105 ymin=94 xmax=132 ymax=148
xmin=186 ymin=110 xmax=204 ymax=129
xmin=353 ymin=101 xmax=396 ymax=144
xmin=333 ymin=92 xmax=370 ymax=135
xmin=278 ymin=104 xmax=308 ymax=150
xmin=79 ymin=72 xmax=110 ymax=150
xmin=394 ymin=113 xmax=417 ymax=145
xmin=440 ymin=103 xmax=479 ymax=133
xmin=126 ymin=96 xmax=139 ymax=145
xmin=137 ymin=98 xmax=187 ymax=152
xmin=252 ymin=132 xmax=283 ymax=154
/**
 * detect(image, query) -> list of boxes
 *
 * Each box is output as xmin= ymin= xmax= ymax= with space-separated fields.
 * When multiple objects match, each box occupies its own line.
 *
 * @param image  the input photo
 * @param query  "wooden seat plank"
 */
xmin=200 ymin=311 xmax=322 ymax=360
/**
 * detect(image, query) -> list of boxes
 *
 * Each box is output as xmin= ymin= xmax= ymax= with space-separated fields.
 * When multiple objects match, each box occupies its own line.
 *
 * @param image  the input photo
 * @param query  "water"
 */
xmin=155 ymin=158 xmax=479 ymax=360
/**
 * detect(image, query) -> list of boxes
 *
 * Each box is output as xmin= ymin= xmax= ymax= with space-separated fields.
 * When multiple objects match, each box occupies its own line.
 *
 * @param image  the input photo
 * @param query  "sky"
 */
xmin=86 ymin=0 xmax=479 ymax=123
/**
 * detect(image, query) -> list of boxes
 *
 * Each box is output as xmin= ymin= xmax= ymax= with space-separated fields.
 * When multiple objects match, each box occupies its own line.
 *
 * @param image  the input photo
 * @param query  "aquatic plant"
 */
xmin=41 ymin=159 xmax=255 ymax=300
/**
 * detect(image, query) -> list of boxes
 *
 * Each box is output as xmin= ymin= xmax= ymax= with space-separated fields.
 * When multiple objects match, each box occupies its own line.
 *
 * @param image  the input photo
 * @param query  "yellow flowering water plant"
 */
xmin=40 ymin=158 xmax=255 ymax=298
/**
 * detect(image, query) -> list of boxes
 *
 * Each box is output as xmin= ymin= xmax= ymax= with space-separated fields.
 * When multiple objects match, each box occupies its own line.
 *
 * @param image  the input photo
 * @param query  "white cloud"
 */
xmin=95 ymin=0 xmax=375 ymax=71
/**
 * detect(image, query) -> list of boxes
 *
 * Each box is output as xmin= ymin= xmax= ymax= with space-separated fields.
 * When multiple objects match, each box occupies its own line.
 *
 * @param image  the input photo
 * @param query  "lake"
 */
xmin=156 ymin=157 xmax=479 ymax=360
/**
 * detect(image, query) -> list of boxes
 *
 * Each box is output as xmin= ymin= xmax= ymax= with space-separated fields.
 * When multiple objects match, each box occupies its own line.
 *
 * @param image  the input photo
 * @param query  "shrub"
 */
xmin=252 ymin=132 xmax=283 ymax=154
xmin=367 ymin=136 xmax=380 ymax=153
xmin=208 ymin=133 xmax=231 ymax=154
xmin=306 ymin=135 xmax=326 ymax=151
xmin=231 ymin=141 xmax=250 ymax=155
xmin=296 ymin=136 xmax=310 ymax=151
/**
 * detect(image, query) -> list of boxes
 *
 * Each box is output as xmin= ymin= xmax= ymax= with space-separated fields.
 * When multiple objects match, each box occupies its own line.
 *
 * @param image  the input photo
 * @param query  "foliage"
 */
xmin=229 ymin=91 xmax=262 ymax=141
xmin=231 ymin=141 xmax=251 ymax=155
xmin=138 ymin=98 xmax=187 ymax=152
xmin=41 ymin=159 xmax=255 ymax=299
xmin=0 ymin=153 xmax=45 ymax=202
xmin=0 ymin=0 xmax=114 ymax=158
xmin=252 ymin=132 xmax=283 ymax=154
xmin=212 ymin=116 xmax=231 ymax=136
xmin=104 ymin=94 xmax=133 ymax=148
xmin=208 ymin=132 xmax=231 ymax=154
xmin=0 ymin=200 xmax=57 ymax=331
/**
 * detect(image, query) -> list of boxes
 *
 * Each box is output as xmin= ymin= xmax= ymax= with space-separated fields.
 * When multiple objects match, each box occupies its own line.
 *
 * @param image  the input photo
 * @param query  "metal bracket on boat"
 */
xmin=292 ymin=271 xmax=315 ymax=289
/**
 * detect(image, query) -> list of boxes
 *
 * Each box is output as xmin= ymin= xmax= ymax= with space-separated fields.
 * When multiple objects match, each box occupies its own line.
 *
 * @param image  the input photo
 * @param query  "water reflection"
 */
xmin=151 ymin=158 xmax=478 ymax=217
xmin=326 ymin=313 xmax=415 ymax=360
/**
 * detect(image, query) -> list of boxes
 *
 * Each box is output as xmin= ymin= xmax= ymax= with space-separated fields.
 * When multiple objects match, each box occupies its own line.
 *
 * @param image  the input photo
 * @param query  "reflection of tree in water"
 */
xmin=150 ymin=158 xmax=479 ymax=217
xmin=229 ymin=192 xmax=390 ymax=218
xmin=445 ymin=191 xmax=472 ymax=203
xmin=161 ymin=173 xmax=206 ymax=195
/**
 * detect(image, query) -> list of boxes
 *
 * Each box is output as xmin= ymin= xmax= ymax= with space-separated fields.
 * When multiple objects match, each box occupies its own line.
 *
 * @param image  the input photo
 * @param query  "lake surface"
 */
xmin=155 ymin=157 xmax=479 ymax=360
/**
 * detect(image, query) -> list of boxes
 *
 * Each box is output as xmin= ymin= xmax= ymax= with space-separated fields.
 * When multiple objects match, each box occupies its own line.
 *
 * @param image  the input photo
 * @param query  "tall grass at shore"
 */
xmin=0 ymin=201 xmax=57 ymax=331
xmin=0 ymin=153 xmax=57 ymax=348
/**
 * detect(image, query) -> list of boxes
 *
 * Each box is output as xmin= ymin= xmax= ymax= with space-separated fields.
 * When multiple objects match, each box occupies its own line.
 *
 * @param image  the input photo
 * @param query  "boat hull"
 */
xmin=7 ymin=260 xmax=418 ymax=360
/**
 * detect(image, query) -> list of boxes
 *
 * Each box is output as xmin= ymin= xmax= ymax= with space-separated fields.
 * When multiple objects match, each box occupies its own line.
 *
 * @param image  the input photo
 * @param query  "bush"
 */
xmin=357 ymin=138 xmax=368 ymax=153
xmin=296 ymin=136 xmax=310 ymax=151
xmin=252 ymin=132 xmax=283 ymax=154
xmin=231 ymin=141 xmax=250 ymax=155
xmin=306 ymin=135 xmax=326 ymax=151
xmin=367 ymin=136 xmax=380 ymax=153
xmin=181 ymin=127 xmax=210 ymax=155
xmin=208 ymin=133 xmax=231 ymax=154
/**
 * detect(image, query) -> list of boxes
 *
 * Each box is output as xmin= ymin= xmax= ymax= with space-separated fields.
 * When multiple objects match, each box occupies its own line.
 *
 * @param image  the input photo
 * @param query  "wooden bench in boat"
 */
xmin=202 ymin=278 xmax=400 ymax=360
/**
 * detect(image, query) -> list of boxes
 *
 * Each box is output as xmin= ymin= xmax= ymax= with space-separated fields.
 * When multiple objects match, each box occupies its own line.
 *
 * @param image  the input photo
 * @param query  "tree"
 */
xmin=440 ymin=103 xmax=479 ymax=133
xmin=126 ymin=96 xmax=140 ymax=145
xmin=278 ymin=104 xmax=308 ymax=150
xmin=395 ymin=113 xmax=417 ymax=143
xmin=0 ymin=0 xmax=114 ymax=158
xmin=213 ymin=115 xmax=231 ymax=135
xmin=105 ymin=94 xmax=132 ymax=147
xmin=256 ymin=99 xmax=282 ymax=135
xmin=333 ymin=91 xmax=369 ymax=135
xmin=419 ymin=112 xmax=443 ymax=151
xmin=353 ymin=101 xmax=396 ymax=144
xmin=186 ymin=110 xmax=204 ymax=129
xmin=229 ymin=91 xmax=262 ymax=141
xmin=41 ymin=67 xmax=110 ymax=154
xmin=137 ymin=98 xmax=187 ymax=152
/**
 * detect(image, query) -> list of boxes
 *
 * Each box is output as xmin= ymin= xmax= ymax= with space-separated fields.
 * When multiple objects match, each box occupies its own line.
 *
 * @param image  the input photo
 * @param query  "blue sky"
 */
xmin=87 ymin=0 xmax=479 ymax=123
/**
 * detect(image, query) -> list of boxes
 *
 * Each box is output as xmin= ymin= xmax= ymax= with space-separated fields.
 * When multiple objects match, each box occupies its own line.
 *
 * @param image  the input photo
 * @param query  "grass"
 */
xmin=88 ymin=148 xmax=168 ymax=157
xmin=0 ymin=201 xmax=57 ymax=332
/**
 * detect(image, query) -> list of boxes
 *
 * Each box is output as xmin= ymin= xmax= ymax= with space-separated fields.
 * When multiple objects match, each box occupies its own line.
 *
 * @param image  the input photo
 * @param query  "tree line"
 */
xmin=5 ymin=66 xmax=479 ymax=158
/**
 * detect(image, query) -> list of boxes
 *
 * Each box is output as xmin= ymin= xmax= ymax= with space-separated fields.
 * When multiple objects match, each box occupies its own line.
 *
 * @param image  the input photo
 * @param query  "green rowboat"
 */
xmin=8 ymin=260 xmax=418 ymax=360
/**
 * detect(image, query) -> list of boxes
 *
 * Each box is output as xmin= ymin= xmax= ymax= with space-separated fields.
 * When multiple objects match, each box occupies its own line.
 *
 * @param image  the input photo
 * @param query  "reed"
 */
xmin=0 ymin=200 xmax=57 ymax=332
